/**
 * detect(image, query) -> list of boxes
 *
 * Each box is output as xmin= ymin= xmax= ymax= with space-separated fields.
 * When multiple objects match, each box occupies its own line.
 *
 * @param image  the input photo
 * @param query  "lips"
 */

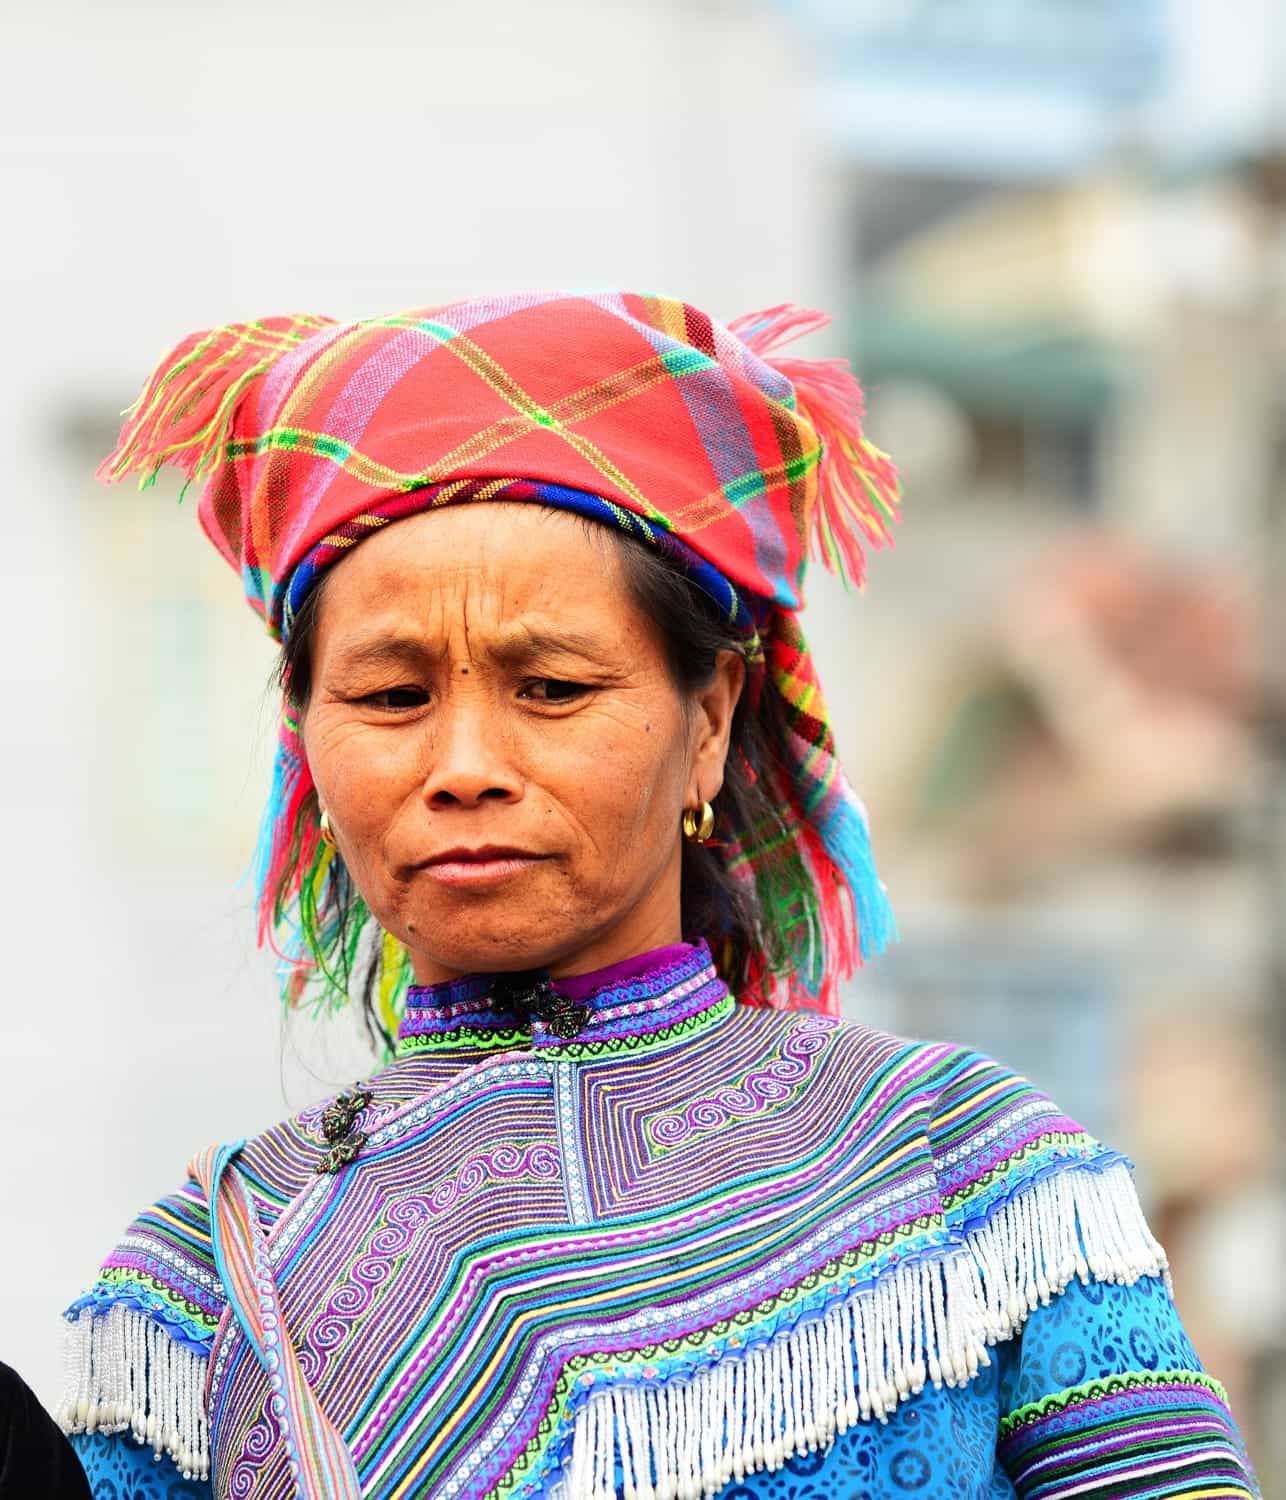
xmin=417 ymin=846 xmax=549 ymax=889
xmin=420 ymin=845 xmax=541 ymax=867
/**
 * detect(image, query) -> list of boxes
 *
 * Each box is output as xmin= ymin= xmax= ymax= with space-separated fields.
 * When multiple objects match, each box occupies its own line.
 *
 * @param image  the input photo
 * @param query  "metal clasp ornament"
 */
xmin=316 ymin=1131 xmax=368 ymax=1174
xmin=315 ymin=1087 xmax=372 ymax=1174
xmin=539 ymin=993 xmax=593 ymax=1040
xmin=491 ymin=973 xmax=591 ymax=1040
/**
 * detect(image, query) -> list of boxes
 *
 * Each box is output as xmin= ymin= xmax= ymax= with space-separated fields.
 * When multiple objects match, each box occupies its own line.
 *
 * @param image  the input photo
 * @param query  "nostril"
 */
xmin=422 ymin=767 xmax=521 ymax=808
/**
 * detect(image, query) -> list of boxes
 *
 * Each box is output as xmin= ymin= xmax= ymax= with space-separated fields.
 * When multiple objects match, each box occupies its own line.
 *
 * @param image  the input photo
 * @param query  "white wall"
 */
xmin=0 ymin=0 xmax=858 ymax=1406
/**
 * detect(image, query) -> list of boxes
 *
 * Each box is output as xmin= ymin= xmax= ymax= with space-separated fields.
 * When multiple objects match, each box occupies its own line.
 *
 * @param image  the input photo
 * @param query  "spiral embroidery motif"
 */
xmin=648 ymin=1016 xmax=837 ymax=1150
xmin=297 ymin=1143 xmax=560 ymax=1377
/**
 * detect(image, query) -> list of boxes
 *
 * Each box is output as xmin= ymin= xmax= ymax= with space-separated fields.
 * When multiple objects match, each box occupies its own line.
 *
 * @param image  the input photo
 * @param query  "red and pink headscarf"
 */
xmin=101 ymin=290 xmax=902 ymax=1024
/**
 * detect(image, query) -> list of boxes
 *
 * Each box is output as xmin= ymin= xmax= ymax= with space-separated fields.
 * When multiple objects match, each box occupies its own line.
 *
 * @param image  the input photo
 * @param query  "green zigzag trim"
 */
xmin=396 ymin=1026 xmax=529 ymax=1058
xmin=940 ymin=1130 xmax=1102 ymax=1214
xmin=998 ymin=1368 xmax=1230 ymax=1439
xmin=95 ymin=1267 xmax=221 ymax=1335
xmin=395 ymin=996 xmax=734 ymax=1064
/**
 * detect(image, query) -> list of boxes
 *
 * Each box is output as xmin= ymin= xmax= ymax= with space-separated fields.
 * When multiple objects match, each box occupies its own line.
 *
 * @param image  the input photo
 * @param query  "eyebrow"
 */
xmin=486 ymin=622 xmax=612 ymax=666
xmin=328 ymin=637 xmax=438 ymax=675
xmin=328 ymin=621 xmax=614 ymax=673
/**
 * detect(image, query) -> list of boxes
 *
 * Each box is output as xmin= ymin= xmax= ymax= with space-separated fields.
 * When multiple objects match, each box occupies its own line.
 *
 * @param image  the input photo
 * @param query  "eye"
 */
xmin=362 ymin=686 xmax=429 ymax=711
xmin=521 ymin=679 xmax=589 ymax=703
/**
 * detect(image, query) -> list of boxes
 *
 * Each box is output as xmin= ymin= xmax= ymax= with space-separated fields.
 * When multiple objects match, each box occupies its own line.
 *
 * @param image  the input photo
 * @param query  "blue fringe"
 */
xmin=817 ymin=785 xmax=899 ymax=964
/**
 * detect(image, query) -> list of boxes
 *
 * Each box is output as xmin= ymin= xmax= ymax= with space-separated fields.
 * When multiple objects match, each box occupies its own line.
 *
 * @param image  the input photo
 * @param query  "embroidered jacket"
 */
xmin=60 ymin=942 xmax=1260 ymax=1498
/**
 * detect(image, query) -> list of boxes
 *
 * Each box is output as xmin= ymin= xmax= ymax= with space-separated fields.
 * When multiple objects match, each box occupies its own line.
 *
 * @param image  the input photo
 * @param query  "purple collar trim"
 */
xmin=396 ymin=939 xmax=730 ymax=1056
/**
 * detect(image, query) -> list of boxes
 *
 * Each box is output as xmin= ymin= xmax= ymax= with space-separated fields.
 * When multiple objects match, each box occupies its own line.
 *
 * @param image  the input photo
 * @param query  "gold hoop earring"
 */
xmin=319 ymin=807 xmax=337 ymax=849
xmin=682 ymin=800 xmax=715 ymax=844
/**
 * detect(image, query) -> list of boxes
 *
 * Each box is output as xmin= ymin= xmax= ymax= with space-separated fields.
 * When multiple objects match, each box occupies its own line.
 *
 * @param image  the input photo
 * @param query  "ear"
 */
xmin=687 ymin=650 xmax=747 ymax=803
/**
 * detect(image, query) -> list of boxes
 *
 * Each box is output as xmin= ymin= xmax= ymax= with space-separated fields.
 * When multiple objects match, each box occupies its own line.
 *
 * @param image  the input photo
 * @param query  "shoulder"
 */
xmin=64 ymin=1176 xmax=224 ymax=1354
xmin=764 ymin=1012 xmax=1170 ymax=1295
xmin=62 ymin=1081 xmax=354 ymax=1336
xmin=55 ymin=1075 xmax=363 ymax=1481
xmin=747 ymin=1007 xmax=1074 ymax=1156
xmin=58 ymin=1172 xmax=219 ymax=1480
xmin=902 ymin=1035 xmax=1122 ymax=1228
xmin=805 ymin=1015 xmax=1119 ymax=1183
xmin=59 ymin=1053 xmax=410 ymax=1333
xmin=825 ymin=1024 xmax=1173 ymax=1366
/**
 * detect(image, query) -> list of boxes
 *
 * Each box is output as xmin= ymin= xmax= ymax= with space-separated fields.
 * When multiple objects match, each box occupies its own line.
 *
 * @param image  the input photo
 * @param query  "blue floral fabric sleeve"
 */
xmin=69 ymin=1431 xmax=213 ymax=1500
xmin=996 ymin=1271 xmax=1259 ymax=1498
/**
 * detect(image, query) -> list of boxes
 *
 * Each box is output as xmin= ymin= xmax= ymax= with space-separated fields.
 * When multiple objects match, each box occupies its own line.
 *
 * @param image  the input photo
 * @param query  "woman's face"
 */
xmin=301 ymin=503 xmax=743 ymax=984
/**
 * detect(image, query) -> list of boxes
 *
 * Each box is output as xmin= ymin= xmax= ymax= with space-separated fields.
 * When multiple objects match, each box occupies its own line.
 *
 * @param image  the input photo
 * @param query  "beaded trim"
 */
xmin=58 ymin=1303 xmax=210 ymax=1482
xmin=540 ymin=1161 xmax=1170 ymax=1500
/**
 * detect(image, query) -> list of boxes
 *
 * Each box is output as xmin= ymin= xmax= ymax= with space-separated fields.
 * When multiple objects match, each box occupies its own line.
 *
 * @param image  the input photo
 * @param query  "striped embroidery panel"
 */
xmin=998 ymin=1371 xmax=1260 ymax=1498
xmin=192 ymin=1143 xmax=362 ymax=1500
xmin=201 ymin=1007 xmax=1153 ymax=1499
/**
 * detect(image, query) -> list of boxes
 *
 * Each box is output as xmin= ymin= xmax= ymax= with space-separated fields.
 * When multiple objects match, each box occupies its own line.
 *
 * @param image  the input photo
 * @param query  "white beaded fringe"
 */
xmin=56 ymin=1301 xmax=210 ymax=1482
xmin=557 ymin=1160 xmax=1169 ymax=1500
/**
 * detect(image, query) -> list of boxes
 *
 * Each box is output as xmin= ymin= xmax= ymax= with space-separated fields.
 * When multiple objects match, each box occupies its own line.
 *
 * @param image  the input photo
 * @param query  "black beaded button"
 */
xmin=490 ymin=972 xmax=590 ymax=1039
xmin=541 ymin=996 xmax=592 ymax=1039
xmin=317 ymin=1130 xmax=367 ymax=1175
xmin=490 ymin=970 xmax=554 ymax=1018
xmin=320 ymin=1088 xmax=372 ymax=1144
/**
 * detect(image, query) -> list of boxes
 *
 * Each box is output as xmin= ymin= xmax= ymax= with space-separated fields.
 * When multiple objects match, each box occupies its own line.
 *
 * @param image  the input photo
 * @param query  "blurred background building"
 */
xmin=3 ymin=0 xmax=1283 ymax=1486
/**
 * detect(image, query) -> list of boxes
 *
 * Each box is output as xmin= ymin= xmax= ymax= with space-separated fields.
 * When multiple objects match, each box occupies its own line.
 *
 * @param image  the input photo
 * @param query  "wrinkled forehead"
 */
xmin=306 ymin=502 xmax=642 ymax=660
xmin=283 ymin=490 xmax=761 ymax=653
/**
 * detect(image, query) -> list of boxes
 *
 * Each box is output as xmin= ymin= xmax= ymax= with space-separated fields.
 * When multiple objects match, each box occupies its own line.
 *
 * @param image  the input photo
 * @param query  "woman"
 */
xmin=58 ymin=292 xmax=1259 ymax=1498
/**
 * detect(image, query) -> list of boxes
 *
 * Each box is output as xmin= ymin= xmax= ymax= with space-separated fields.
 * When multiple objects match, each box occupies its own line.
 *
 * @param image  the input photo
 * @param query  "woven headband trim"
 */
xmin=280 ymin=477 xmax=766 ymax=667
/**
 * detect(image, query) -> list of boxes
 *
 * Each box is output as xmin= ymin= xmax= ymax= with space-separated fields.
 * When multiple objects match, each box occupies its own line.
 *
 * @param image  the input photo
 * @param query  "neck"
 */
xmin=406 ymin=876 xmax=684 ymax=988
xmin=546 ymin=906 xmax=685 ymax=983
xmin=406 ymin=921 xmax=683 ymax=989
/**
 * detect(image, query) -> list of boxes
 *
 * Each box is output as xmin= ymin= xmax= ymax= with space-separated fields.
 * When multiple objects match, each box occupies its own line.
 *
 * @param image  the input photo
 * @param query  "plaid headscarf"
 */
xmin=101 ymin=291 xmax=901 ymax=1025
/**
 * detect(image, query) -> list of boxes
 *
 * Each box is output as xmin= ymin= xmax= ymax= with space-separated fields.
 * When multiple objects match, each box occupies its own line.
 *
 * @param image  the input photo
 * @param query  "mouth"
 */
xmin=417 ymin=846 xmax=550 ymax=889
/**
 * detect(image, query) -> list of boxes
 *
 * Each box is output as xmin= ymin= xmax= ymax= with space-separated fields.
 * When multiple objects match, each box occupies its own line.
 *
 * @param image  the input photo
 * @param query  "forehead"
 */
xmin=311 ymin=501 xmax=639 ymax=641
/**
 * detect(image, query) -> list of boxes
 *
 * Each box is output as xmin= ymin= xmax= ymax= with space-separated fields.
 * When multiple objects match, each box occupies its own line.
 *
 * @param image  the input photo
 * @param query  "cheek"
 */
xmin=547 ymin=711 xmax=688 ymax=845
xmin=306 ymin=718 xmax=420 ymax=827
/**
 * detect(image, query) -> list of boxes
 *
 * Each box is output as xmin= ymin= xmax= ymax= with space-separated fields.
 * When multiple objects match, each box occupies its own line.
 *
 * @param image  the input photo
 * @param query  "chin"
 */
xmin=402 ymin=911 xmax=592 ymax=978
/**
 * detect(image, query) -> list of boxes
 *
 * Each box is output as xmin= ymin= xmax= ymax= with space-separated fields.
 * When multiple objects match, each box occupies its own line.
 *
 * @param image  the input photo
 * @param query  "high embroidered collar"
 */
xmin=395 ymin=939 xmax=732 ymax=1060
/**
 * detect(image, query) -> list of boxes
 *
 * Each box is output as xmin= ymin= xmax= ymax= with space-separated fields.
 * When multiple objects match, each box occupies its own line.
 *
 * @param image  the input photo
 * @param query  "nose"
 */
xmin=419 ymin=698 xmax=522 ymax=811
